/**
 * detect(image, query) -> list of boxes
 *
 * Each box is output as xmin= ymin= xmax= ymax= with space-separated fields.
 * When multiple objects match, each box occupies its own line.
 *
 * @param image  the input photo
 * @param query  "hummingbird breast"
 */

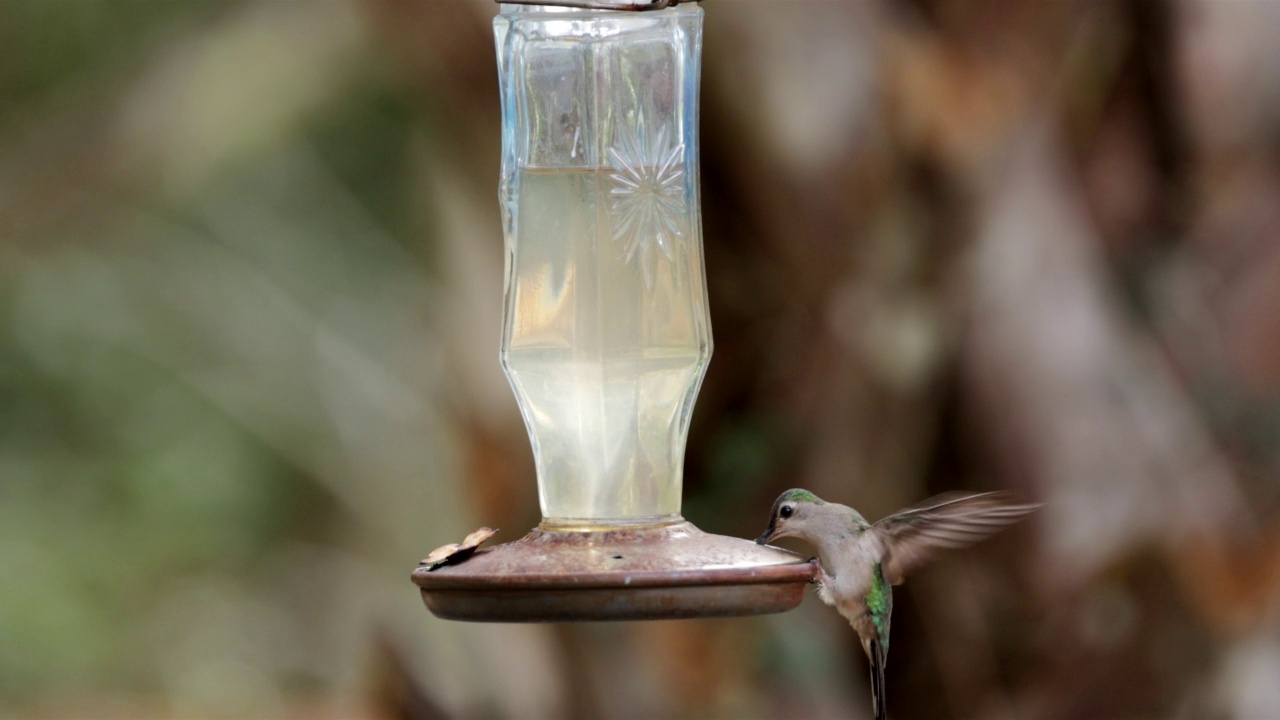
xmin=818 ymin=531 xmax=883 ymax=611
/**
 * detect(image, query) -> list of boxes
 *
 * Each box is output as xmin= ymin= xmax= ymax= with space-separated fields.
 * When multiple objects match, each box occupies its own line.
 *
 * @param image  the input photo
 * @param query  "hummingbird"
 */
xmin=756 ymin=489 xmax=1039 ymax=720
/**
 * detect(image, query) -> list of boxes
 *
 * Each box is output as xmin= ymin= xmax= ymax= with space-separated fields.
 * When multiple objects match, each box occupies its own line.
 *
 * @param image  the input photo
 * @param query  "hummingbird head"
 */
xmin=756 ymin=488 xmax=826 ymax=545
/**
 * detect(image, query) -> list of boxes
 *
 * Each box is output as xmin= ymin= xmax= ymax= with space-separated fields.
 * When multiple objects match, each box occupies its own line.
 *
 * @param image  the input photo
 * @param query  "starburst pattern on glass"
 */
xmin=607 ymin=111 xmax=687 ymax=287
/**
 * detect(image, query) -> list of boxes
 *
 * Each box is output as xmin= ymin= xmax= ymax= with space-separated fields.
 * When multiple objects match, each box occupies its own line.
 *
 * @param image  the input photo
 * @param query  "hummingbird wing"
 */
xmin=872 ymin=491 xmax=1040 ymax=585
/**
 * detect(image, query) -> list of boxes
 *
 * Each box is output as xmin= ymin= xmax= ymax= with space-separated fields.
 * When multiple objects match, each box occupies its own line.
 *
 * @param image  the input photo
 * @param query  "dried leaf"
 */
xmin=462 ymin=526 xmax=498 ymax=549
xmin=419 ymin=527 xmax=498 ymax=571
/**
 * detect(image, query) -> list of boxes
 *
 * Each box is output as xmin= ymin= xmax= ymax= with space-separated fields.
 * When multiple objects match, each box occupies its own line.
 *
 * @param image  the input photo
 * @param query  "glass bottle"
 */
xmin=494 ymin=2 xmax=710 ymax=527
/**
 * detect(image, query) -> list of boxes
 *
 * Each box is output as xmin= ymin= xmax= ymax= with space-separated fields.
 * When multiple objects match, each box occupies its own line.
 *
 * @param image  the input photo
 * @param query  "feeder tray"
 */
xmin=413 ymin=522 xmax=816 ymax=622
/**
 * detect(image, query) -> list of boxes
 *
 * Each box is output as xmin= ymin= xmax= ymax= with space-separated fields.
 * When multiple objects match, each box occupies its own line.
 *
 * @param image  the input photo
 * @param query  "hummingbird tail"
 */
xmin=869 ymin=638 xmax=886 ymax=720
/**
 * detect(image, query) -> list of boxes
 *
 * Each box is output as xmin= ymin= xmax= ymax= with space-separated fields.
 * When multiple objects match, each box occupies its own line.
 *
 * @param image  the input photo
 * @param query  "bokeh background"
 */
xmin=4 ymin=0 xmax=1280 ymax=718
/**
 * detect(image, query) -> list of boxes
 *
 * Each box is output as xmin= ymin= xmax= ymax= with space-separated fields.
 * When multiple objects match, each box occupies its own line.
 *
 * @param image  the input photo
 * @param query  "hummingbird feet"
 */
xmin=807 ymin=556 xmax=831 ymax=584
xmin=807 ymin=558 xmax=837 ymax=606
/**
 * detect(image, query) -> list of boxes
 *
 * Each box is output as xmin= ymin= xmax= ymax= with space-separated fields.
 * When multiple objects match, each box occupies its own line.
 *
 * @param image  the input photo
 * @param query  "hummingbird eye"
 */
xmin=779 ymin=505 xmax=794 ymax=519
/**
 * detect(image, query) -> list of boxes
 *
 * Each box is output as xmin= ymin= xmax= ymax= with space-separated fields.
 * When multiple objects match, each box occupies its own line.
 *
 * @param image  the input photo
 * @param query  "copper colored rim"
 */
xmin=413 ymin=559 xmax=816 ymax=590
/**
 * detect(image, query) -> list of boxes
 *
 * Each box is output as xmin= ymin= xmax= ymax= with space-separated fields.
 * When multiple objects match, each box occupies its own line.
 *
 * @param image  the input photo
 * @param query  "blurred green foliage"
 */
xmin=0 ymin=1 xmax=450 ymax=714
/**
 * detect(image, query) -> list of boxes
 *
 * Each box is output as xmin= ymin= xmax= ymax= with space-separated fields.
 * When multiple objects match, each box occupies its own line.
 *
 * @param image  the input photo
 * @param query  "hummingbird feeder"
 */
xmin=412 ymin=0 xmax=815 ymax=622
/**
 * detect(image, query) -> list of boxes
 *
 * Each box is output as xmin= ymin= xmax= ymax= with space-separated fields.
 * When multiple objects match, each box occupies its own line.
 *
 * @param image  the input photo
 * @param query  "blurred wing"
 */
xmin=874 ymin=492 xmax=1040 ymax=585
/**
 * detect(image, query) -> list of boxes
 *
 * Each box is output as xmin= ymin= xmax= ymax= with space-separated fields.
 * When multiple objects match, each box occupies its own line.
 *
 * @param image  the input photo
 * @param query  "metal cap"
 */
xmin=498 ymin=0 xmax=696 ymax=11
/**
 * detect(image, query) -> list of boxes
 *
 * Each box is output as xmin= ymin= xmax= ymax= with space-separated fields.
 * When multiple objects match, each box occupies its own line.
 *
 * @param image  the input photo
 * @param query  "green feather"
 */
xmin=866 ymin=563 xmax=891 ymax=653
xmin=780 ymin=489 xmax=823 ymax=504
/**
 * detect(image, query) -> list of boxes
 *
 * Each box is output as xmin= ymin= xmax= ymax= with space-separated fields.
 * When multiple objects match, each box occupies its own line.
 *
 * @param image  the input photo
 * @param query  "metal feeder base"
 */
xmin=412 ymin=521 xmax=816 ymax=622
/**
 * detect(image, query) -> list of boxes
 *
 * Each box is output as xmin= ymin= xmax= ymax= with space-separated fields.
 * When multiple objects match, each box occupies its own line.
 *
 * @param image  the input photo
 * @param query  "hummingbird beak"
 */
xmin=756 ymin=523 xmax=777 ymax=545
